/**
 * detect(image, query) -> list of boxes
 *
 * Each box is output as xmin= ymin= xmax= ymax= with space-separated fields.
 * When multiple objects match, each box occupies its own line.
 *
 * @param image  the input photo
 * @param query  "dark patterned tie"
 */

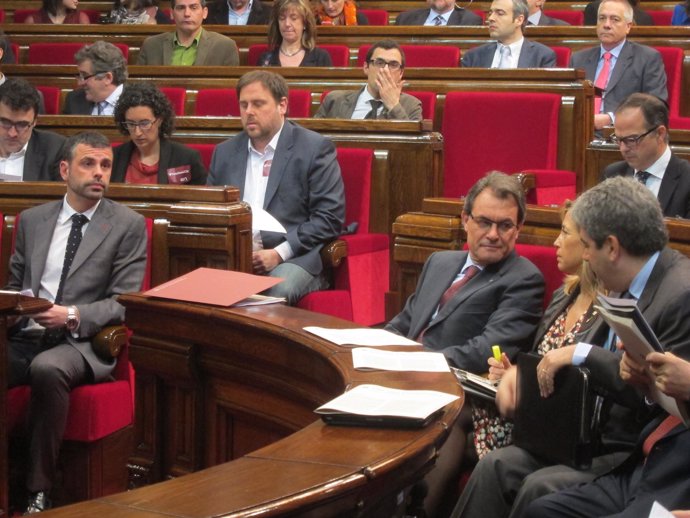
xmin=433 ymin=14 xmax=444 ymax=25
xmin=635 ymin=171 xmax=651 ymax=186
xmin=55 ymin=214 xmax=89 ymax=305
xmin=364 ymin=100 xmax=383 ymax=120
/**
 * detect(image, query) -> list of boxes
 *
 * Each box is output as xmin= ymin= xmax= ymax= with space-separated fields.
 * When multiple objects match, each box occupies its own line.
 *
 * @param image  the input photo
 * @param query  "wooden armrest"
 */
xmin=320 ymin=239 xmax=348 ymax=269
xmin=92 ymin=325 xmax=128 ymax=360
xmin=513 ymin=172 xmax=536 ymax=193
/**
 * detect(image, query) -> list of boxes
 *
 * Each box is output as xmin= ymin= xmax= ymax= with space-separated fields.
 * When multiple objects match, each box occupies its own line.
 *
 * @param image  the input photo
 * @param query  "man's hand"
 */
xmin=496 ymin=366 xmax=518 ymax=418
xmin=619 ymin=349 xmax=653 ymax=389
xmin=537 ymin=345 xmax=576 ymax=398
xmin=488 ymin=353 xmax=512 ymax=381
xmin=252 ymin=249 xmax=282 ymax=275
xmin=376 ymin=67 xmax=402 ymax=111
xmin=594 ymin=113 xmax=612 ymax=130
xmin=28 ymin=304 xmax=68 ymax=329
xmin=647 ymin=351 xmax=690 ymax=401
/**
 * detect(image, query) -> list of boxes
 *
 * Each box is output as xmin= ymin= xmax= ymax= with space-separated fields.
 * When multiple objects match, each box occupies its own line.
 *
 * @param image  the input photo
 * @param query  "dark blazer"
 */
xmin=461 ymin=38 xmax=557 ymax=68
xmin=137 ymin=29 xmax=239 ymax=65
xmin=395 ymin=6 xmax=483 ymax=25
xmin=603 ymin=155 xmax=690 ymax=219
xmin=204 ymin=0 xmax=270 ymax=24
xmin=8 ymin=198 xmax=147 ymax=381
xmin=314 ymin=87 xmax=423 ymax=121
xmin=258 ymin=47 xmax=333 ymax=67
xmin=386 ymin=250 xmax=545 ymax=372
xmin=531 ymin=12 xmax=569 ymax=25
xmin=112 ymin=139 xmax=207 ymax=185
xmin=63 ymin=88 xmax=93 ymax=115
xmin=570 ymin=40 xmax=667 ymax=113
xmin=207 ymin=120 xmax=345 ymax=275
xmin=22 ymin=129 xmax=65 ymax=182
xmin=584 ymin=0 xmax=654 ymax=25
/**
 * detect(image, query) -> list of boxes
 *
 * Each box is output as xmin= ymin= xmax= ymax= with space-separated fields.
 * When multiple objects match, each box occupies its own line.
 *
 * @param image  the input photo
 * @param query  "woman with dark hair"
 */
xmin=112 ymin=83 xmax=206 ymax=185
xmin=24 ymin=0 xmax=90 ymax=24
xmin=314 ymin=0 xmax=368 ymax=25
xmin=672 ymin=0 xmax=690 ymax=24
xmin=107 ymin=0 xmax=172 ymax=24
xmin=260 ymin=0 xmax=332 ymax=67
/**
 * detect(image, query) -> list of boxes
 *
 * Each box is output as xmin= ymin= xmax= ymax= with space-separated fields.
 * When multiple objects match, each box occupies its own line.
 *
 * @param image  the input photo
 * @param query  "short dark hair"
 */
xmin=171 ymin=0 xmax=207 ymax=7
xmin=463 ymin=171 xmax=527 ymax=224
xmin=236 ymin=70 xmax=289 ymax=103
xmin=114 ymin=83 xmax=175 ymax=138
xmin=0 ymin=78 xmax=41 ymax=117
xmin=75 ymin=41 xmax=128 ymax=86
xmin=365 ymin=40 xmax=405 ymax=68
xmin=571 ymin=176 xmax=668 ymax=257
xmin=60 ymin=132 xmax=112 ymax=162
xmin=615 ymin=93 xmax=669 ymax=142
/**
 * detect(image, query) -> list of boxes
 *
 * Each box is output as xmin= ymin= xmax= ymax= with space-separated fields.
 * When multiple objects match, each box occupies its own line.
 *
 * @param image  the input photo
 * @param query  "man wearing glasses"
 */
xmin=314 ymin=40 xmax=422 ymax=121
xmin=63 ymin=41 xmax=128 ymax=116
xmin=603 ymin=93 xmax=690 ymax=219
xmin=0 ymin=78 xmax=64 ymax=182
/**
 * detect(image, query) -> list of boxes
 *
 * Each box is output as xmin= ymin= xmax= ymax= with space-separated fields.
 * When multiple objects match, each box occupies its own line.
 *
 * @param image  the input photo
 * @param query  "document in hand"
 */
xmin=451 ymin=367 xmax=498 ymax=402
xmin=352 ymin=348 xmax=450 ymax=372
xmin=315 ymin=384 xmax=459 ymax=428
xmin=594 ymin=294 xmax=690 ymax=426
xmin=304 ymin=326 xmax=419 ymax=347
xmin=143 ymin=267 xmax=283 ymax=307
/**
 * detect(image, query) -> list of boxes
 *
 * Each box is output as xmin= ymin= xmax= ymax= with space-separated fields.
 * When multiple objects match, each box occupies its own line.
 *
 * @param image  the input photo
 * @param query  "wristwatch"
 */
xmin=66 ymin=306 xmax=79 ymax=331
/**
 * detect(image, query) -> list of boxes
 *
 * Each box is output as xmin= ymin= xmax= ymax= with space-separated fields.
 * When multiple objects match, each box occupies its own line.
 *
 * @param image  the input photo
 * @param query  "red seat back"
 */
xmin=13 ymin=9 xmax=36 ymax=23
xmin=359 ymin=9 xmax=389 ymax=25
xmin=10 ymin=43 xmax=20 ymax=63
xmin=406 ymin=90 xmax=437 ymax=121
xmin=196 ymin=88 xmax=311 ymax=118
xmin=648 ymin=10 xmax=673 ymax=25
xmin=515 ymin=243 xmax=563 ymax=309
xmin=520 ymin=169 xmax=576 ymax=206
xmin=357 ymin=44 xmax=460 ymax=68
xmin=0 ymin=10 xmax=4 ymax=22
xmin=542 ymin=10 xmax=584 ymax=25
xmin=336 ymin=148 xmax=374 ymax=232
xmin=442 ymin=91 xmax=561 ymax=197
xmin=247 ymin=44 xmax=269 ymax=66
xmin=36 ymin=85 xmax=61 ymax=114
xmin=550 ymin=46 xmax=572 ymax=68
xmin=653 ymin=46 xmax=682 ymax=117
xmin=28 ymin=42 xmax=129 ymax=64
xmin=186 ymin=143 xmax=216 ymax=170
xmin=159 ymin=87 xmax=186 ymax=115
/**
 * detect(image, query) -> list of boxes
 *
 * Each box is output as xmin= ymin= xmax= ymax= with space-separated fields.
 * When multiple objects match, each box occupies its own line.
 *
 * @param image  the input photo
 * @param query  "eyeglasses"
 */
xmin=0 ymin=117 xmax=35 ymax=133
xmin=609 ymin=126 xmax=659 ymax=147
xmin=468 ymin=213 xmax=517 ymax=234
xmin=368 ymin=58 xmax=402 ymax=71
xmin=76 ymin=71 xmax=106 ymax=82
xmin=121 ymin=119 xmax=158 ymax=132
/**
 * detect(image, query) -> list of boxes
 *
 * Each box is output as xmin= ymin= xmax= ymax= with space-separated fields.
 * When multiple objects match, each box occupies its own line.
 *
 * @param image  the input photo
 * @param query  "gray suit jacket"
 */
xmin=62 ymin=88 xmax=94 ymax=115
xmin=22 ymin=130 xmax=65 ymax=182
xmin=137 ymin=29 xmax=239 ymax=66
xmin=207 ymin=121 xmax=345 ymax=275
xmin=8 ymin=198 xmax=147 ymax=381
xmin=314 ymin=87 xmax=423 ymax=121
xmin=395 ymin=7 xmax=483 ymax=25
xmin=531 ymin=12 xmax=569 ymax=25
xmin=386 ymin=250 xmax=545 ymax=372
xmin=570 ymin=40 xmax=668 ymax=113
xmin=461 ymin=38 xmax=557 ymax=68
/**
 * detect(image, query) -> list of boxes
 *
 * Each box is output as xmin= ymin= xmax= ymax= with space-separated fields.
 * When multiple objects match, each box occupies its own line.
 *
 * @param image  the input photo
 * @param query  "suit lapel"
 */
xmin=263 ymin=122 xmax=293 ymax=208
xmin=68 ymin=201 xmax=113 ymax=279
xmin=31 ymin=203 xmax=61 ymax=295
xmin=23 ymin=134 xmax=45 ymax=182
xmin=482 ymin=43 xmax=498 ymax=67
xmin=605 ymin=41 xmax=633 ymax=95
xmin=583 ymin=48 xmax=599 ymax=82
xmin=517 ymin=41 xmax=533 ymax=67
xmin=636 ymin=248 xmax=670 ymax=315
xmin=657 ymin=155 xmax=680 ymax=213
xmin=195 ymin=30 xmax=209 ymax=65
xmin=157 ymin=139 xmax=173 ymax=184
xmin=163 ymin=32 xmax=174 ymax=65
xmin=345 ymin=88 xmax=364 ymax=118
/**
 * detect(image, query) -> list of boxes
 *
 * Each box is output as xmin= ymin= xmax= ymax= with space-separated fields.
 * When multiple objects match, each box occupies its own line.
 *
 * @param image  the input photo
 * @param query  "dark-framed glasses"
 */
xmin=0 ymin=117 xmax=35 ymax=133
xmin=76 ymin=71 xmax=106 ymax=82
xmin=368 ymin=58 xmax=402 ymax=71
xmin=468 ymin=213 xmax=517 ymax=234
xmin=609 ymin=126 xmax=659 ymax=147
xmin=121 ymin=119 xmax=158 ymax=132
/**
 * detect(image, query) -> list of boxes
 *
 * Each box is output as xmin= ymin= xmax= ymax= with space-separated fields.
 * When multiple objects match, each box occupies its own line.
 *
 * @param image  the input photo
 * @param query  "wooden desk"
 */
xmin=37 ymin=296 xmax=463 ymax=517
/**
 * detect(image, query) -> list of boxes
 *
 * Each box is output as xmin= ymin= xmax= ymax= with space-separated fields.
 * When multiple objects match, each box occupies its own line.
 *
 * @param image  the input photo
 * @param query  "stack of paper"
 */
xmin=304 ymin=326 xmax=419 ymax=347
xmin=352 ymin=348 xmax=450 ymax=372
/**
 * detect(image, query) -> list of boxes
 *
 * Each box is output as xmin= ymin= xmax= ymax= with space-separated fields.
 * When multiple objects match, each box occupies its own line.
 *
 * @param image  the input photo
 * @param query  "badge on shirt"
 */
xmin=166 ymin=166 xmax=192 ymax=184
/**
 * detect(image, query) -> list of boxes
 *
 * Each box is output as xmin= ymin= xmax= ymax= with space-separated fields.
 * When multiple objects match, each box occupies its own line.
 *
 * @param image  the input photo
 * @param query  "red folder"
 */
xmin=143 ymin=267 xmax=283 ymax=306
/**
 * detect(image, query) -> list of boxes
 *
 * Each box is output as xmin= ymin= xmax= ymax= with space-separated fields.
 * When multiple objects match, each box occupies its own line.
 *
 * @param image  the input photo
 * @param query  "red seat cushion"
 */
xmin=297 ymin=290 xmax=353 ymax=321
xmin=521 ymin=169 xmax=576 ymax=206
xmin=542 ymin=10 xmax=584 ymax=25
xmin=28 ymin=42 xmax=128 ymax=65
xmin=515 ymin=243 xmax=563 ymax=307
xmin=357 ymin=45 xmax=460 ymax=68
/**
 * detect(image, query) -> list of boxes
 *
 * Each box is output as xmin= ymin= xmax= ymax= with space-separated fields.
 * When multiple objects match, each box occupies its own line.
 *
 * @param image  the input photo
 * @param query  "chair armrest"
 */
xmin=92 ymin=325 xmax=128 ymax=360
xmin=320 ymin=239 xmax=348 ymax=269
xmin=513 ymin=172 xmax=536 ymax=193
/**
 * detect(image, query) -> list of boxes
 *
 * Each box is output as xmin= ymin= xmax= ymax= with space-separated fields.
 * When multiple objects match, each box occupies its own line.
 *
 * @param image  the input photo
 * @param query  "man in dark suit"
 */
xmin=526 ymin=0 xmax=569 ymax=24
xmin=584 ymin=0 xmax=654 ymax=25
xmin=314 ymin=40 xmax=422 ymax=121
xmin=204 ymin=0 xmax=269 ymax=24
xmin=138 ymin=0 xmax=239 ymax=66
xmin=395 ymin=0 xmax=482 ymax=26
xmin=8 ymin=131 xmax=147 ymax=513
xmin=453 ymin=176 xmax=690 ymax=518
xmin=63 ymin=41 xmax=128 ymax=116
xmin=0 ymin=78 xmax=64 ymax=182
xmin=461 ymin=0 xmax=557 ymax=68
xmin=603 ymin=93 xmax=690 ymax=219
xmin=571 ymin=0 xmax=667 ymax=130
xmin=207 ymin=71 xmax=344 ymax=304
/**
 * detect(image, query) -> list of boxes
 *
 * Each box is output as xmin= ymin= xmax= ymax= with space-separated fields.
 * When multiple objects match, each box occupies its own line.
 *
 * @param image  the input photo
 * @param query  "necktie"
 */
xmin=594 ymin=51 xmax=612 ymax=114
xmin=497 ymin=45 xmax=511 ymax=69
xmin=635 ymin=171 xmax=651 ymax=186
xmin=364 ymin=100 xmax=383 ymax=120
xmin=97 ymin=101 xmax=108 ymax=115
xmin=433 ymin=14 xmax=444 ymax=25
xmin=55 ymin=214 xmax=89 ymax=305
xmin=642 ymin=415 xmax=681 ymax=457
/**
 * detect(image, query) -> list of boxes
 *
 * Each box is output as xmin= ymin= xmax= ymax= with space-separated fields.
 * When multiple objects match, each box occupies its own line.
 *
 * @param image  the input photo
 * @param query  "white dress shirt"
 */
xmin=0 ymin=141 xmax=28 ymax=182
xmin=490 ymin=37 xmax=525 ymax=69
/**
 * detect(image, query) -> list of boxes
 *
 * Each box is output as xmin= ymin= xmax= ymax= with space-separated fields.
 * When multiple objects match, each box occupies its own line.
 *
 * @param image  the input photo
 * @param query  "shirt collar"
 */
xmin=461 ymin=254 xmax=485 ymax=273
xmin=227 ymin=0 xmax=252 ymax=15
xmin=247 ymin=122 xmax=284 ymax=156
xmin=527 ymin=11 xmax=542 ymax=24
xmin=174 ymin=28 xmax=203 ymax=47
xmin=637 ymin=145 xmax=671 ymax=181
xmin=600 ymin=39 xmax=626 ymax=59
xmin=430 ymin=6 xmax=453 ymax=19
xmin=2 ymin=140 xmax=29 ymax=160
xmin=360 ymin=86 xmax=377 ymax=102
xmin=500 ymin=36 xmax=525 ymax=55
xmin=101 ymin=83 xmax=124 ymax=110
xmin=628 ymin=251 xmax=660 ymax=300
xmin=59 ymin=195 xmax=101 ymax=225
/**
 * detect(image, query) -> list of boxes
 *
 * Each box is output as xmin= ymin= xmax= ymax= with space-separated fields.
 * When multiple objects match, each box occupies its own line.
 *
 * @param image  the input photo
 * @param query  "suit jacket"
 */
xmin=461 ymin=38 xmax=557 ymax=68
xmin=603 ymin=155 xmax=690 ymax=219
xmin=204 ymin=0 xmax=270 ymax=24
xmin=570 ymin=41 xmax=668 ymax=113
xmin=62 ymin=88 xmax=93 ymax=115
xmin=8 ymin=198 xmax=147 ymax=382
xmin=385 ymin=250 xmax=545 ymax=372
xmin=112 ymin=139 xmax=207 ymax=185
xmin=258 ymin=47 xmax=333 ymax=67
xmin=22 ymin=129 xmax=65 ymax=182
xmin=532 ymin=12 xmax=569 ymax=25
xmin=137 ymin=29 xmax=239 ymax=66
xmin=207 ymin=120 xmax=345 ymax=275
xmin=395 ymin=7 xmax=483 ymax=25
xmin=314 ymin=87 xmax=423 ymax=121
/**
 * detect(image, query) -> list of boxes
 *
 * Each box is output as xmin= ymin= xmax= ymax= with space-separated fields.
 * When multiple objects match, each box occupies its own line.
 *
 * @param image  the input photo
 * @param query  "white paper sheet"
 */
xmin=252 ymin=208 xmax=287 ymax=233
xmin=304 ymin=326 xmax=420 ymax=347
xmin=352 ymin=347 xmax=450 ymax=372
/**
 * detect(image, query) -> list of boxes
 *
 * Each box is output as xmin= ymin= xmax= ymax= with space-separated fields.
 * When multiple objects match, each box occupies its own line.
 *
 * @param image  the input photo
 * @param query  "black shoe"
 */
xmin=24 ymin=491 xmax=51 ymax=515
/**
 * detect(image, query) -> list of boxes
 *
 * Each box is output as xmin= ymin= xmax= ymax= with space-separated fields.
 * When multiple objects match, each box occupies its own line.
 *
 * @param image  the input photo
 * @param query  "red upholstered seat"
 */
xmin=406 ymin=90 xmax=437 ymax=121
xmin=36 ymin=85 xmax=61 ymax=115
xmin=542 ymin=9 xmax=584 ymax=25
xmin=515 ymin=244 xmax=563 ymax=308
xmin=186 ymin=143 xmax=216 ymax=170
xmin=28 ymin=42 xmax=129 ymax=64
xmin=247 ymin=44 xmax=349 ymax=66
xmin=14 ymin=8 xmax=100 ymax=22
xmin=550 ymin=46 xmax=572 ymax=68
xmin=441 ymin=91 xmax=561 ymax=198
xmin=670 ymin=116 xmax=690 ymax=130
xmin=360 ymin=9 xmax=389 ymax=25
xmin=195 ymin=88 xmax=311 ymax=118
xmin=648 ymin=10 xmax=673 ymax=25
xmin=159 ymin=87 xmax=186 ymax=115
xmin=297 ymin=148 xmax=389 ymax=325
xmin=520 ymin=169 xmax=576 ymax=206
xmin=653 ymin=46 xmax=683 ymax=119
xmin=357 ymin=45 xmax=461 ymax=68
xmin=0 ymin=10 xmax=4 ymax=22
xmin=11 ymin=43 xmax=20 ymax=62
xmin=473 ymin=9 xmax=486 ymax=21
